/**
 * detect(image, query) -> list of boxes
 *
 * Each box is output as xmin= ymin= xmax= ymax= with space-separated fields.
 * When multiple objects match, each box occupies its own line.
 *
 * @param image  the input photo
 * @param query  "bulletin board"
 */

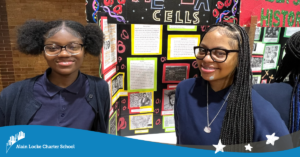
xmin=251 ymin=27 xmax=298 ymax=85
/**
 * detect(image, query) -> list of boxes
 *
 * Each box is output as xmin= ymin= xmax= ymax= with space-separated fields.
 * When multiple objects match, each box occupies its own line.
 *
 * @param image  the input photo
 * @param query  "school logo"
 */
xmin=6 ymin=131 xmax=25 ymax=153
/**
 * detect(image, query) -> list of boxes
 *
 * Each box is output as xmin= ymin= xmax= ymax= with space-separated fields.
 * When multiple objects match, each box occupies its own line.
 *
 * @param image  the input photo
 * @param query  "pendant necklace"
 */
xmin=204 ymin=83 xmax=231 ymax=133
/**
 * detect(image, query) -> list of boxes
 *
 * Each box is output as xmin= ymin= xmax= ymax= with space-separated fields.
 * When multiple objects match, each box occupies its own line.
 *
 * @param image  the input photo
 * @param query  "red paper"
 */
xmin=239 ymin=0 xmax=300 ymax=27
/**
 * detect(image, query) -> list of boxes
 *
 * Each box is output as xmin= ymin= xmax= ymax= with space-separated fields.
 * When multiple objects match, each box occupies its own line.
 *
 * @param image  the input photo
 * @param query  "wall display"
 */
xmin=251 ymin=55 xmax=263 ymax=73
xmin=128 ymin=91 xmax=154 ymax=114
xmin=129 ymin=113 xmax=153 ymax=130
xmin=161 ymin=89 xmax=176 ymax=116
xmin=109 ymin=111 xmax=118 ymax=135
xmin=162 ymin=63 xmax=190 ymax=83
xmin=100 ymin=16 xmax=118 ymax=74
xmin=252 ymin=75 xmax=262 ymax=85
xmin=252 ymin=42 xmax=265 ymax=55
xmin=262 ymin=27 xmax=281 ymax=43
xmin=163 ymin=115 xmax=175 ymax=132
xmin=167 ymin=35 xmax=200 ymax=60
xmin=254 ymin=27 xmax=262 ymax=41
xmin=262 ymin=44 xmax=281 ymax=70
xmin=131 ymin=24 xmax=162 ymax=55
xmin=240 ymin=0 xmax=300 ymax=27
xmin=167 ymin=25 xmax=197 ymax=31
xmin=86 ymin=0 xmax=240 ymax=25
xmin=284 ymin=27 xmax=300 ymax=38
xmin=127 ymin=58 xmax=157 ymax=92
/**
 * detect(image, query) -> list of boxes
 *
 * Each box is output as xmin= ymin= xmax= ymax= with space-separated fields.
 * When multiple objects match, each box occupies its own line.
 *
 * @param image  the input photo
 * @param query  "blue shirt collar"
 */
xmin=37 ymin=68 xmax=84 ymax=97
xmin=197 ymin=77 xmax=232 ymax=101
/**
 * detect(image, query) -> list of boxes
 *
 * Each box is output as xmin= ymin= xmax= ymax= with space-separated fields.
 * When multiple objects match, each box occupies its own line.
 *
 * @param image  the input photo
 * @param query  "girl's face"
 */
xmin=43 ymin=29 xmax=85 ymax=76
xmin=198 ymin=29 xmax=239 ymax=82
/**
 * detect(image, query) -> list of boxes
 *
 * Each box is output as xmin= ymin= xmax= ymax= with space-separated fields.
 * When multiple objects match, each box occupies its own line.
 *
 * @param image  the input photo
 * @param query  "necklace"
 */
xmin=204 ymin=83 xmax=231 ymax=133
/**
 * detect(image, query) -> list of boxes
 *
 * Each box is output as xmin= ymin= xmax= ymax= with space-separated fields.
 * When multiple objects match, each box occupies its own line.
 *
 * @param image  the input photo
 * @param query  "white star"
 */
xmin=213 ymin=139 xmax=226 ymax=154
xmin=245 ymin=144 xmax=253 ymax=151
xmin=266 ymin=133 xmax=279 ymax=146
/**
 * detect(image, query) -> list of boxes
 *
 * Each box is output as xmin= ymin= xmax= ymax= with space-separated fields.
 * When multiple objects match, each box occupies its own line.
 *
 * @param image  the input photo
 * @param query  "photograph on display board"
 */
xmin=284 ymin=27 xmax=300 ymax=38
xmin=129 ymin=113 xmax=153 ymax=130
xmin=251 ymin=55 xmax=263 ymax=73
xmin=163 ymin=115 xmax=175 ymax=133
xmin=262 ymin=44 xmax=281 ymax=70
xmin=128 ymin=91 xmax=154 ymax=114
xmin=109 ymin=111 xmax=117 ymax=135
xmin=262 ymin=27 xmax=281 ymax=43
xmin=254 ymin=27 xmax=261 ymax=41
xmin=167 ymin=35 xmax=200 ymax=60
xmin=252 ymin=75 xmax=262 ymax=85
xmin=162 ymin=89 xmax=176 ymax=116
xmin=162 ymin=63 xmax=190 ymax=83
xmin=127 ymin=58 xmax=157 ymax=92
xmin=112 ymin=73 xmax=125 ymax=97
xmin=252 ymin=42 xmax=265 ymax=55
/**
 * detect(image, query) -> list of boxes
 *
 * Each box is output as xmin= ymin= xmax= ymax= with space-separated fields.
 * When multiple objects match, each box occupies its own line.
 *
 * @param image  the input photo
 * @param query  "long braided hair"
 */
xmin=275 ymin=31 xmax=300 ymax=133
xmin=202 ymin=22 xmax=254 ymax=145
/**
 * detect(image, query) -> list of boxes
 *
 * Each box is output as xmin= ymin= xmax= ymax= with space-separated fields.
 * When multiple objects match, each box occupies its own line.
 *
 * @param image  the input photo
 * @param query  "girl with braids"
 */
xmin=0 ymin=20 xmax=110 ymax=133
xmin=253 ymin=31 xmax=300 ymax=146
xmin=174 ymin=22 xmax=289 ymax=146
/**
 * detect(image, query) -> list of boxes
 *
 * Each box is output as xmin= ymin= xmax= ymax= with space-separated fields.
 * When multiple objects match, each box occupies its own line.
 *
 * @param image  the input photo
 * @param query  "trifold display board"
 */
xmin=105 ymin=23 xmax=205 ymax=136
xmin=87 ymin=0 xmax=299 ymax=137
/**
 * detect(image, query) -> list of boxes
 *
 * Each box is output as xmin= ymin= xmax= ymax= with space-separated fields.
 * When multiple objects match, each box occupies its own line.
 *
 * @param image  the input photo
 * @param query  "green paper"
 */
xmin=167 ymin=25 xmax=197 ymax=31
xmin=262 ymin=44 xmax=281 ymax=70
xmin=127 ymin=57 xmax=157 ymax=92
xmin=109 ymin=111 xmax=117 ymax=135
xmin=262 ymin=27 xmax=281 ymax=43
xmin=163 ymin=115 xmax=175 ymax=130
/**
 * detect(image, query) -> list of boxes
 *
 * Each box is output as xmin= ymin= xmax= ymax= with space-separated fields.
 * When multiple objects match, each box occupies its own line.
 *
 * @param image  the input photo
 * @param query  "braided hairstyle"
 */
xmin=202 ymin=22 xmax=254 ymax=145
xmin=17 ymin=19 xmax=103 ymax=56
xmin=275 ymin=31 xmax=300 ymax=133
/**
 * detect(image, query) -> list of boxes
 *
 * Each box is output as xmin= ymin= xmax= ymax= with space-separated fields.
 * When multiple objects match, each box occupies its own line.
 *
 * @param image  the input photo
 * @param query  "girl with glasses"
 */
xmin=0 ymin=20 xmax=110 ymax=133
xmin=174 ymin=22 xmax=290 ymax=149
xmin=253 ymin=31 xmax=300 ymax=146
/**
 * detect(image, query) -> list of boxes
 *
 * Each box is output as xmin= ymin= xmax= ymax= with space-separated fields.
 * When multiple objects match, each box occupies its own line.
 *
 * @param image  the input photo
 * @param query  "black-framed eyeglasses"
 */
xmin=194 ymin=46 xmax=239 ymax=63
xmin=44 ymin=43 xmax=84 ymax=56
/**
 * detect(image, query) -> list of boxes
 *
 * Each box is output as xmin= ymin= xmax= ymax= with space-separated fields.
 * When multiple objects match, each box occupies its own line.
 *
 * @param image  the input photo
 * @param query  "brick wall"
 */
xmin=0 ymin=0 xmax=99 ymax=92
xmin=0 ymin=0 xmax=15 ymax=92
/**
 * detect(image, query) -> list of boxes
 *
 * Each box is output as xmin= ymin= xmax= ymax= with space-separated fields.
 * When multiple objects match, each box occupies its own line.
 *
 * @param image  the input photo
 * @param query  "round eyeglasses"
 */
xmin=44 ymin=43 xmax=84 ymax=56
xmin=194 ymin=46 xmax=239 ymax=63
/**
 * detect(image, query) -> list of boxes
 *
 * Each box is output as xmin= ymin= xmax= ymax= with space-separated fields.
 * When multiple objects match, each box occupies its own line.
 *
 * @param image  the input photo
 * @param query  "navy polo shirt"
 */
xmin=175 ymin=77 xmax=289 ymax=145
xmin=253 ymin=82 xmax=292 ymax=128
xmin=30 ymin=68 xmax=95 ymax=130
